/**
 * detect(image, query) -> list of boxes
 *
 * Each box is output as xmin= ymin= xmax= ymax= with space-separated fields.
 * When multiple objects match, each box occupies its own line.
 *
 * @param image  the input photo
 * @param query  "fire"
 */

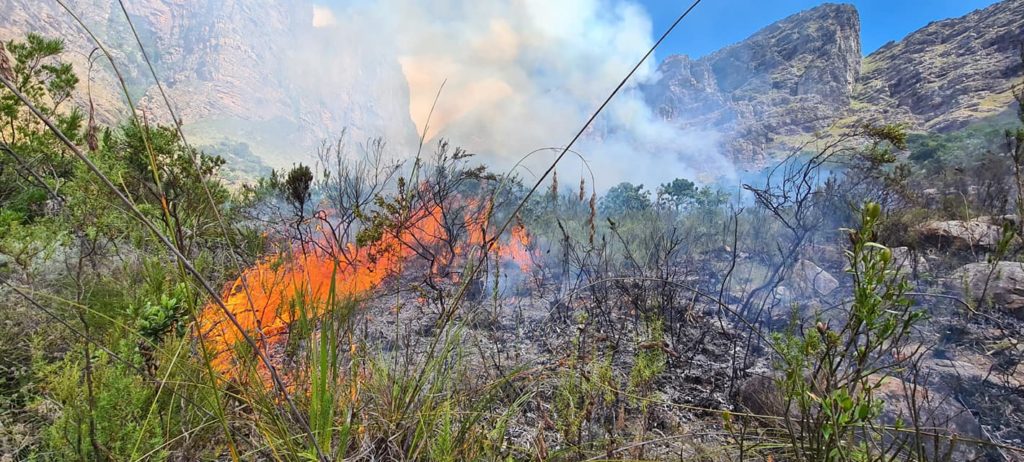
xmin=197 ymin=200 xmax=537 ymax=381
xmin=501 ymin=223 xmax=534 ymax=273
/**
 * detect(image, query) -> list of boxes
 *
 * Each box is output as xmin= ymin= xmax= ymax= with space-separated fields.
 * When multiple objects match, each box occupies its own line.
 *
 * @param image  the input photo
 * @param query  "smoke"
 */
xmin=2 ymin=0 xmax=734 ymax=189
xmin=311 ymin=6 xmax=338 ymax=28
xmin=312 ymin=0 xmax=734 ymax=190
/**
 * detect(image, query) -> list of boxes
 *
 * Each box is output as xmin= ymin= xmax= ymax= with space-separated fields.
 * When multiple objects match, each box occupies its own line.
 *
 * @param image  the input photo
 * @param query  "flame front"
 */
xmin=197 ymin=202 xmax=537 ymax=381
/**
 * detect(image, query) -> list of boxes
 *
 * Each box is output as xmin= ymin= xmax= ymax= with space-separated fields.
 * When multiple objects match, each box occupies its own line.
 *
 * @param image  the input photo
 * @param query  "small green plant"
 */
xmin=553 ymin=358 xmax=597 ymax=453
xmin=771 ymin=202 xmax=925 ymax=462
xmin=628 ymin=316 xmax=667 ymax=402
xmin=136 ymin=283 xmax=188 ymax=342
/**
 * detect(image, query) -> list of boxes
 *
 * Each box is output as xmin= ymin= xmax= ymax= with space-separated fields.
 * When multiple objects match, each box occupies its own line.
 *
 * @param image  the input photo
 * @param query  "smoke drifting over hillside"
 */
xmin=311 ymin=0 xmax=734 ymax=189
xmin=0 ymin=0 xmax=733 ymax=189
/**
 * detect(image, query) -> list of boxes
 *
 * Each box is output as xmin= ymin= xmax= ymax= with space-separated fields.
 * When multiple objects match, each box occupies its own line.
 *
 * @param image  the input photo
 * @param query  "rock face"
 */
xmin=854 ymin=0 xmax=1024 ymax=132
xmin=643 ymin=4 xmax=862 ymax=163
xmin=915 ymin=218 xmax=1006 ymax=249
xmin=950 ymin=261 xmax=1024 ymax=315
xmin=643 ymin=0 xmax=1024 ymax=164
xmin=0 ymin=0 xmax=418 ymax=168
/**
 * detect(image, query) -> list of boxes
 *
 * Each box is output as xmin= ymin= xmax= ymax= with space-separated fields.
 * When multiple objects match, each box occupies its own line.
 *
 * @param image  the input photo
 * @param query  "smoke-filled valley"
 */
xmin=2 ymin=1 xmax=1024 ymax=461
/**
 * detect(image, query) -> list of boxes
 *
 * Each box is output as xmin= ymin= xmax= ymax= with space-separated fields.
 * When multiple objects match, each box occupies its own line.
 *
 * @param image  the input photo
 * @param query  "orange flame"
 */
xmin=197 ymin=200 xmax=538 ymax=381
xmin=501 ymin=223 xmax=534 ymax=273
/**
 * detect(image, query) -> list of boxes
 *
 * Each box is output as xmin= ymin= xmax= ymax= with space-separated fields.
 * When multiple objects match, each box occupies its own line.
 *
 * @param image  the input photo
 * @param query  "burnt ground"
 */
xmin=345 ymin=268 xmax=769 ymax=458
xmin=939 ymin=311 xmax=1024 ymax=454
xmin=266 ymin=249 xmax=1024 ymax=460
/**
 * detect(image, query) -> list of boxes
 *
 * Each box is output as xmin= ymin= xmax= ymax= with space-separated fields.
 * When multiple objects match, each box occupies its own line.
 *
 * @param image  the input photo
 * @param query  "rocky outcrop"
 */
xmin=854 ymin=0 xmax=1024 ymax=132
xmin=950 ymin=261 xmax=1024 ymax=315
xmin=644 ymin=0 xmax=1024 ymax=164
xmin=643 ymin=4 xmax=861 ymax=163
xmin=915 ymin=218 xmax=1006 ymax=249
xmin=791 ymin=259 xmax=840 ymax=297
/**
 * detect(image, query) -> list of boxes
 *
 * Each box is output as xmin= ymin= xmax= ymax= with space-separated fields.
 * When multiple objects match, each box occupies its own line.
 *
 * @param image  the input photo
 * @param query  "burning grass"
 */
xmin=198 ymin=194 xmax=539 ymax=383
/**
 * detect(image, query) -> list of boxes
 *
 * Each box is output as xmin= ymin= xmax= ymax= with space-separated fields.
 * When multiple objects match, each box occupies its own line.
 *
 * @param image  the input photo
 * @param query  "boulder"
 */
xmin=0 ymin=253 xmax=12 ymax=281
xmin=915 ymin=218 xmax=1008 ymax=249
xmin=949 ymin=262 xmax=1024 ymax=316
xmin=874 ymin=375 xmax=986 ymax=461
xmin=791 ymin=259 xmax=839 ymax=296
xmin=736 ymin=372 xmax=988 ymax=460
xmin=889 ymin=246 xmax=930 ymax=277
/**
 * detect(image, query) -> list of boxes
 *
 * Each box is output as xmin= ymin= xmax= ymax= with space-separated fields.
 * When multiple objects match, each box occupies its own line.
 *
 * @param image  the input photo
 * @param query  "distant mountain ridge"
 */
xmin=643 ymin=0 xmax=1024 ymax=164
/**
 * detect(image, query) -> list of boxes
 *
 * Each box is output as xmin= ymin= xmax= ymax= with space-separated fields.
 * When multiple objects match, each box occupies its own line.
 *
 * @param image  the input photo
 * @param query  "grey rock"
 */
xmin=915 ymin=218 xmax=1005 ymax=249
xmin=874 ymin=375 xmax=986 ymax=461
xmin=792 ymin=259 xmax=840 ymax=296
xmin=950 ymin=261 xmax=1024 ymax=315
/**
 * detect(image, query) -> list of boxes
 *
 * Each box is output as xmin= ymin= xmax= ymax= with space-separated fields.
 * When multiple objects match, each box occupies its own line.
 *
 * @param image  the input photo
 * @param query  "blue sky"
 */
xmin=639 ymin=0 xmax=1000 ymax=58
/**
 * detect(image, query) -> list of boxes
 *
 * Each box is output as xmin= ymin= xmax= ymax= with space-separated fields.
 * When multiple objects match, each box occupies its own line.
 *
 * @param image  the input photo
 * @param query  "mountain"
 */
xmin=0 ymin=0 xmax=419 ymax=172
xmin=642 ymin=3 xmax=862 ymax=164
xmin=643 ymin=0 xmax=1024 ymax=164
xmin=853 ymin=0 xmax=1024 ymax=132
xmin=3 ymin=0 xmax=1023 ymax=172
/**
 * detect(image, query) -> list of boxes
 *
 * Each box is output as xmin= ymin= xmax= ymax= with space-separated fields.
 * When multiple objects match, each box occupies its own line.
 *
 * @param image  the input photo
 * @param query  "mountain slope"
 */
xmin=853 ymin=0 xmax=1024 ymax=131
xmin=642 ymin=3 xmax=862 ymax=163
xmin=0 ymin=0 xmax=419 ymax=170
xmin=3 ymin=0 xmax=1023 ymax=171
xmin=643 ymin=0 xmax=1024 ymax=164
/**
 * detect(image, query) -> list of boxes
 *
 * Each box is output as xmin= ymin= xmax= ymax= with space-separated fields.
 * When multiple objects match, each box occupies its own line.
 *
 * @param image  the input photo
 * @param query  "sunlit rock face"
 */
xmin=854 ymin=0 xmax=1024 ymax=132
xmin=643 ymin=0 xmax=1024 ymax=165
xmin=642 ymin=3 xmax=862 ymax=164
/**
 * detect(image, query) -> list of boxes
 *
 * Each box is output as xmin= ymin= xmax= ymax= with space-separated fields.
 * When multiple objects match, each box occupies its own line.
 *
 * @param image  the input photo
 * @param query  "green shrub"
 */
xmin=38 ymin=353 xmax=166 ymax=461
xmin=770 ymin=202 xmax=925 ymax=462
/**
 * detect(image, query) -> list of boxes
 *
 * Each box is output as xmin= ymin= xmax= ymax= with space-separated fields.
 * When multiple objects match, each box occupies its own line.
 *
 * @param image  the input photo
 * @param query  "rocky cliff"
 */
xmin=643 ymin=3 xmax=862 ymax=163
xmin=0 ymin=0 xmax=418 ymax=169
xmin=643 ymin=0 xmax=1024 ymax=164
xmin=853 ymin=0 xmax=1024 ymax=132
xmin=3 ymin=0 xmax=1023 ymax=170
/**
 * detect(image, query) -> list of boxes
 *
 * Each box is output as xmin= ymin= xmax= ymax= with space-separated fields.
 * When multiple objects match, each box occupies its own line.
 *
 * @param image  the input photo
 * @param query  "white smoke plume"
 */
xmin=1 ymin=0 xmax=733 ymax=190
xmin=313 ymin=0 xmax=734 ymax=190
